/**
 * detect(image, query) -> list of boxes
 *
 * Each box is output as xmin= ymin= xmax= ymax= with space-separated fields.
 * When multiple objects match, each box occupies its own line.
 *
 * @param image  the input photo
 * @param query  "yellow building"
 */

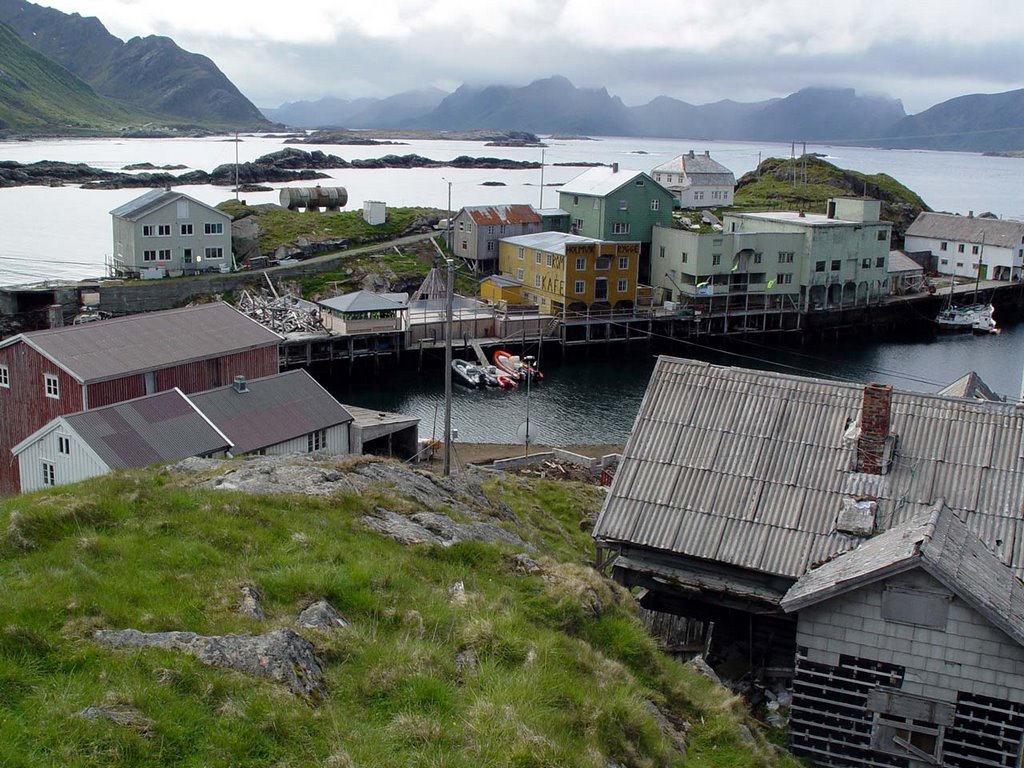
xmin=479 ymin=274 xmax=523 ymax=305
xmin=498 ymin=232 xmax=640 ymax=315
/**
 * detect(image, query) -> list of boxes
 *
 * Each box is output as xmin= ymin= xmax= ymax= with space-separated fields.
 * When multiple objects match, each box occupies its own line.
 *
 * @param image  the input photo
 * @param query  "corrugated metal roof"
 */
xmin=109 ymin=190 xmax=227 ymax=222
xmin=318 ymin=291 xmax=409 ymax=314
xmin=189 ymin=369 xmax=352 ymax=454
xmin=887 ymin=250 xmax=925 ymax=274
xmin=938 ymin=371 xmax=1001 ymax=402
xmin=63 ymin=389 xmax=230 ymax=468
xmin=461 ymin=204 xmax=540 ymax=226
xmin=595 ymin=357 xmax=1024 ymax=582
xmin=906 ymin=212 xmax=1024 ymax=249
xmin=500 ymin=231 xmax=601 ymax=255
xmin=558 ymin=167 xmax=669 ymax=198
xmin=479 ymin=275 xmax=523 ymax=288
xmin=781 ymin=504 xmax=1024 ymax=647
xmin=4 ymin=303 xmax=280 ymax=384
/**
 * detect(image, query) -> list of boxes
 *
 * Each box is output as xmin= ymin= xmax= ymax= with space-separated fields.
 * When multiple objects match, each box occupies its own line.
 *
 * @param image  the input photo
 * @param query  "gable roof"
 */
xmin=189 ymin=370 xmax=352 ymax=454
xmin=558 ymin=167 xmax=671 ymax=199
xmin=459 ymin=204 xmax=540 ymax=226
xmin=781 ymin=503 xmax=1024 ymax=647
xmin=318 ymin=291 xmax=408 ymax=314
xmin=887 ymin=250 xmax=924 ymax=274
xmin=905 ymin=212 xmax=1024 ymax=249
xmin=110 ymin=190 xmax=226 ymax=222
xmin=0 ymin=303 xmax=280 ymax=384
xmin=594 ymin=357 xmax=1024 ymax=583
xmin=501 ymin=231 xmax=602 ymax=255
xmin=652 ymin=153 xmax=736 ymax=186
xmin=52 ymin=388 xmax=230 ymax=468
xmin=480 ymin=274 xmax=522 ymax=288
xmin=939 ymin=371 xmax=1002 ymax=402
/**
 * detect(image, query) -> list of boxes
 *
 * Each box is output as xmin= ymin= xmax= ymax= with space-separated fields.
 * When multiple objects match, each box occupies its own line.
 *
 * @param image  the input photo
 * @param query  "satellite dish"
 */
xmin=516 ymin=421 xmax=537 ymax=444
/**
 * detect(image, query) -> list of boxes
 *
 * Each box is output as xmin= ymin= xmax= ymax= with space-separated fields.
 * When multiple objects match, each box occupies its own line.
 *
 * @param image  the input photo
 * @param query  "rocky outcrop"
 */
xmin=237 ymin=584 xmax=265 ymax=621
xmin=362 ymin=507 xmax=529 ymax=549
xmin=93 ymin=628 xmax=326 ymax=700
xmin=296 ymin=600 xmax=348 ymax=631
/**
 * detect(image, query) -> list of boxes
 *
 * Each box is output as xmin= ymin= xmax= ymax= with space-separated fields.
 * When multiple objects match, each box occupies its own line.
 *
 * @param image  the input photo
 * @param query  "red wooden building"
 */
xmin=0 ymin=302 xmax=280 ymax=494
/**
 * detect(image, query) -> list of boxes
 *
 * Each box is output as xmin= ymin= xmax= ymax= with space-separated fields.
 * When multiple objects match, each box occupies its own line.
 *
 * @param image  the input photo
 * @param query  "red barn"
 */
xmin=0 ymin=302 xmax=280 ymax=494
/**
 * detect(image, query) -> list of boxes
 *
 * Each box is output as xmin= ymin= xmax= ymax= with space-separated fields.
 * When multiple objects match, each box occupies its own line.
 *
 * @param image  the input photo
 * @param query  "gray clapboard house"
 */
xmin=111 ymin=189 xmax=233 ymax=278
xmin=593 ymin=357 xmax=1024 ymax=768
xmin=450 ymin=204 xmax=543 ymax=273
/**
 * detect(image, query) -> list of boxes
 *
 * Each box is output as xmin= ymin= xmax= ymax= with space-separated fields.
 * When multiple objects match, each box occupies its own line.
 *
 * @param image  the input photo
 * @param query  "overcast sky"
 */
xmin=41 ymin=0 xmax=1024 ymax=113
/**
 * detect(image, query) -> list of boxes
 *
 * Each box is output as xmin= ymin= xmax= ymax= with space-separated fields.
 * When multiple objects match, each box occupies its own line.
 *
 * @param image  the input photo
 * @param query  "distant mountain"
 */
xmin=0 ymin=20 xmax=151 ymax=132
xmin=878 ymin=89 xmax=1024 ymax=152
xmin=630 ymin=96 xmax=767 ymax=140
xmin=741 ymin=87 xmax=906 ymax=142
xmin=411 ymin=76 xmax=636 ymax=136
xmin=0 ymin=0 xmax=268 ymax=128
xmin=264 ymin=88 xmax=447 ymax=129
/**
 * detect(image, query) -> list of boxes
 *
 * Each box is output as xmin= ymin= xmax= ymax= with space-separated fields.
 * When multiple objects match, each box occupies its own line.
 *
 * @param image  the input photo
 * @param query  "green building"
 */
xmin=558 ymin=164 xmax=674 ymax=245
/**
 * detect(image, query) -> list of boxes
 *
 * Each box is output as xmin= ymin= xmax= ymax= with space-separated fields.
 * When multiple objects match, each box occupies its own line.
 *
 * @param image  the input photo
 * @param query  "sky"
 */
xmin=40 ymin=0 xmax=1024 ymax=113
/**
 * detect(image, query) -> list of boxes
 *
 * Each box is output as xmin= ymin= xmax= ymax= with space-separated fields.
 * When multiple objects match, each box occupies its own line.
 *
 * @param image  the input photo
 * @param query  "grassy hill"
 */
xmin=0 ymin=20 xmax=152 ymax=132
xmin=0 ymin=456 xmax=797 ymax=768
xmin=733 ymin=155 xmax=930 ymax=241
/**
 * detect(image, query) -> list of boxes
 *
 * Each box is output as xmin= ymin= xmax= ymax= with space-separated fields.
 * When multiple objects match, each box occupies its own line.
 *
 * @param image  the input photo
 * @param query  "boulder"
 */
xmin=93 ymin=628 xmax=326 ymax=700
xmin=297 ymin=600 xmax=348 ymax=631
xmin=237 ymin=584 xmax=265 ymax=621
xmin=231 ymin=216 xmax=262 ymax=264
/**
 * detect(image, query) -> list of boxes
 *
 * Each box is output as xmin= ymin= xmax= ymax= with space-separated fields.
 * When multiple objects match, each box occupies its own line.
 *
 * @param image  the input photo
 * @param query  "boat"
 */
xmin=972 ymin=311 xmax=1000 ymax=335
xmin=480 ymin=364 xmax=517 ymax=389
xmin=493 ymin=349 xmax=544 ymax=382
xmin=451 ymin=359 xmax=486 ymax=388
xmin=935 ymin=302 xmax=995 ymax=332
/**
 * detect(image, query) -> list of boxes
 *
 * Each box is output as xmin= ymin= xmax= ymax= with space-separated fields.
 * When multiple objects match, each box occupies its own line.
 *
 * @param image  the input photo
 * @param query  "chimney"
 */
xmin=704 ymin=150 xmax=710 ymax=157
xmin=856 ymin=384 xmax=892 ymax=474
xmin=688 ymin=150 xmax=695 ymax=158
xmin=611 ymin=162 xmax=619 ymax=173
xmin=968 ymin=210 xmax=974 ymax=218
xmin=47 ymin=304 xmax=64 ymax=328
xmin=798 ymin=210 xmax=806 ymax=218
xmin=232 ymin=375 xmax=249 ymax=394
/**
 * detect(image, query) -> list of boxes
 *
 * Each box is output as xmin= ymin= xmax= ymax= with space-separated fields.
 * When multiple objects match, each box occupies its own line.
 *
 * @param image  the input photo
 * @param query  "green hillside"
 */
xmin=0 ymin=457 xmax=797 ymax=768
xmin=734 ymin=155 xmax=930 ymax=240
xmin=0 ymin=20 xmax=151 ymax=132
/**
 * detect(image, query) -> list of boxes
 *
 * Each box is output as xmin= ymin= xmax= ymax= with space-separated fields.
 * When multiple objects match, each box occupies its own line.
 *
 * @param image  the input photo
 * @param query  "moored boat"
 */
xmin=493 ymin=349 xmax=543 ymax=382
xmin=452 ymin=359 xmax=487 ymax=388
xmin=935 ymin=302 xmax=994 ymax=332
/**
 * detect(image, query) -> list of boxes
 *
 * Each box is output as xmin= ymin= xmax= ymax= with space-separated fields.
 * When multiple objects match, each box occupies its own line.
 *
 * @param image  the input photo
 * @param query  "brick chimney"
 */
xmin=856 ymin=383 xmax=892 ymax=474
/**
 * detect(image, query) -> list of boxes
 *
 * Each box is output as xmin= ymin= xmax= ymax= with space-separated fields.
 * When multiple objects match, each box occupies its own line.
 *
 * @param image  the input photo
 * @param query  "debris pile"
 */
xmin=235 ymin=288 xmax=325 ymax=335
xmin=515 ymin=458 xmax=605 ymax=485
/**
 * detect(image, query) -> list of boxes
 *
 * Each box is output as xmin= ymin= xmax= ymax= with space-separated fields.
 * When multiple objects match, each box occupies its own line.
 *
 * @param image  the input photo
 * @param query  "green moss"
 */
xmin=0 ymin=465 xmax=798 ymax=768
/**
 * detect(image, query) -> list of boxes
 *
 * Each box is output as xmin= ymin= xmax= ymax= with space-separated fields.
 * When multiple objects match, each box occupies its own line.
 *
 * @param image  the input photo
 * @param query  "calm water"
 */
xmin=324 ymin=317 xmax=1024 ymax=446
xmin=1 ymin=134 xmax=1023 ymax=286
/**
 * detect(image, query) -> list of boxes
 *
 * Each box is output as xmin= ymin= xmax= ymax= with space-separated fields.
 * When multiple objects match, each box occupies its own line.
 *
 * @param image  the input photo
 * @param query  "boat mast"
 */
xmin=973 ymin=232 xmax=985 ymax=304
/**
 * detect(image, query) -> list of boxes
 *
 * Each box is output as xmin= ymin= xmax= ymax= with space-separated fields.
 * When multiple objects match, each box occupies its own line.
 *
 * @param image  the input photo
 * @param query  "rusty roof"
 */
xmin=461 ymin=204 xmax=541 ymax=226
xmin=2 ymin=303 xmax=280 ymax=384
xmin=594 ymin=357 xmax=1024 ymax=585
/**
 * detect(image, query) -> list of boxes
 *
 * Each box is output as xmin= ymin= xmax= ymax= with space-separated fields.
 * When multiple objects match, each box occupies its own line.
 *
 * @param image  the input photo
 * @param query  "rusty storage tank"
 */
xmin=279 ymin=186 xmax=348 ymax=212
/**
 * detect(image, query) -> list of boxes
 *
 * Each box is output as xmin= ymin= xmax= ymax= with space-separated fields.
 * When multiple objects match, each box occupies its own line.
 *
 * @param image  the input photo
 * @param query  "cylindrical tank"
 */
xmin=279 ymin=186 xmax=348 ymax=212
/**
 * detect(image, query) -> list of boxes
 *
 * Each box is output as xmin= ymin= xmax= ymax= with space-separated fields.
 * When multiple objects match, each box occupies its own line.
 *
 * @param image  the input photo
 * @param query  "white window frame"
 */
xmin=618 ymin=199 xmax=628 ymax=211
xmin=618 ymin=256 xmax=629 ymax=270
xmin=516 ymin=268 xmax=525 ymax=281
xmin=157 ymin=224 xmax=171 ymax=237
xmin=204 ymin=222 xmax=224 ymax=235
xmin=777 ymin=273 xmax=793 ymax=285
xmin=180 ymin=223 xmax=193 ymax=236
xmin=143 ymin=250 xmax=158 ymax=262
xmin=546 ymin=254 xmax=553 ymax=267
xmin=617 ymin=278 xmax=628 ymax=292
xmin=158 ymin=249 xmax=171 ymax=260
xmin=0 ymin=364 xmax=8 ymax=388
xmin=534 ymin=274 xmax=542 ymax=288
xmin=612 ymin=223 xmax=631 ymax=235
xmin=535 ymin=252 xmax=542 ymax=264
xmin=41 ymin=460 xmax=55 ymax=488
xmin=651 ymin=199 xmax=660 ymax=211
xmin=574 ymin=280 xmax=585 ymax=294
xmin=518 ymin=247 xmax=525 ymax=260
xmin=142 ymin=225 xmax=155 ymax=237
xmin=44 ymin=373 xmax=59 ymax=400
xmin=204 ymin=247 xmax=224 ymax=260
xmin=307 ymin=429 xmax=326 ymax=452
xmin=57 ymin=435 xmax=71 ymax=455
xmin=575 ymin=257 xmax=586 ymax=271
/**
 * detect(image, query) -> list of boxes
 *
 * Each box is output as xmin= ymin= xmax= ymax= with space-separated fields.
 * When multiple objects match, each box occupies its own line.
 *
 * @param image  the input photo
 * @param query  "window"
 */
xmin=618 ymin=256 xmax=629 ymax=270
xmin=940 ymin=241 xmax=948 ymax=251
xmin=41 ymin=461 xmax=55 ymax=487
xmin=651 ymin=199 xmax=660 ymax=211
xmin=574 ymin=280 xmax=585 ymax=294
xmin=572 ymin=218 xmax=584 ymax=231
xmin=876 ymin=256 xmax=885 ymax=268
xmin=546 ymin=254 xmax=553 ymax=267
xmin=204 ymin=247 xmax=223 ymax=260
xmin=499 ymin=225 xmax=506 ymax=234
xmin=617 ymin=278 xmax=628 ymax=292
xmin=518 ymin=247 xmax=525 ymax=260
xmin=44 ymin=373 xmax=59 ymax=399
xmin=612 ymin=223 xmax=631 ymax=234
xmin=536 ymin=252 xmax=542 ymax=264
xmin=618 ymin=200 xmax=628 ymax=211
xmin=486 ymin=241 xmax=495 ymax=252
xmin=868 ymin=689 xmax=952 ymax=766
xmin=634 ymin=178 xmax=645 ymax=186
xmin=0 ymin=364 xmax=8 ymax=388
xmin=940 ymin=258 xmax=949 ymax=265
xmin=462 ymin=240 xmax=468 ymax=250
xmin=575 ymin=257 xmax=585 ymax=271
xmin=957 ymin=243 xmax=965 ymax=253
xmin=572 ymin=195 xmax=579 ymax=205
xmin=158 ymin=249 xmax=171 ymax=260
xmin=753 ymin=252 xmax=762 ymax=264
xmin=143 ymin=225 xmax=155 ymax=237
xmin=972 ymin=244 xmax=979 ymax=254
xmin=831 ymin=259 xmax=841 ymax=271
xmin=681 ymin=252 xmax=688 ymax=263
xmin=307 ymin=429 xmax=326 ymax=452
xmin=694 ymin=191 xmax=704 ymax=201
xmin=204 ymin=222 xmax=223 ymax=235
xmin=659 ymin=246 xmax=665 ymax=259
xmin=862 ymin=258 xmax=871 ymax=268
xmin=516 ymin=268 xmax=525 ymax=281
xmin=712 ymin=254 xmax=721 ymax=266
xmin=815 ymin=261 xmax=825 ymax=272
xmin=58 ymin=435 xmax=70 ymax=455
xmin=956 ymin=262 xmax=964 ymax=268
xmin=183 ymin=248 xmax=192 ymax=264
xmin=877 ymin=229 xmax=887 ymax=241
xmin=778 ymin=251 xmax=794 ymax=263
xmin=777 ymin=273 xmax=793 ymax=284
xmin=143 ymin=250 xmax=158 ymax=262
xmin=458 ymin=221 xmax=465 ymax=231
xmin=157 ymin=224 xmax=170 ymax=236
xmin=534 ymin=274 xmax=542 ymax=288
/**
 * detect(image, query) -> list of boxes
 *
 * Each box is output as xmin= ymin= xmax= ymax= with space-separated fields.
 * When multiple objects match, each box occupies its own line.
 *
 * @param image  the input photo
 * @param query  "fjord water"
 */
xmin=2 ymin=135 xmax=1023 ymax=444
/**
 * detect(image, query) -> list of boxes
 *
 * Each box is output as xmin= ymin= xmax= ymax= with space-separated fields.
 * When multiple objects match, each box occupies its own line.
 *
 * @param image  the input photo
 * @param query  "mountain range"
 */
xmin=0 ymin=0 xmax=268 ymax=130
xmin=266 ymin=75 xmax=1024 ymax=153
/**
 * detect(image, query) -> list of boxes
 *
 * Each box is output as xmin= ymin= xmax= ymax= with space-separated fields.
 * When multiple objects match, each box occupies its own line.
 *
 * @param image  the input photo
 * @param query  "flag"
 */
xmin=767 ymin=279 xmax=776 ymax=289
xmin=731 ymin=262 xmax=739 ymax=272
xmin=696 ymin=280 xmax=709 ymax=288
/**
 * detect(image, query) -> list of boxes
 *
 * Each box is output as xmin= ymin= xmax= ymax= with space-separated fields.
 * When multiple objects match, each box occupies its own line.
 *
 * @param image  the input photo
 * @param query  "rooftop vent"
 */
xmin=233 ymin=375 xmax=249 ymax=394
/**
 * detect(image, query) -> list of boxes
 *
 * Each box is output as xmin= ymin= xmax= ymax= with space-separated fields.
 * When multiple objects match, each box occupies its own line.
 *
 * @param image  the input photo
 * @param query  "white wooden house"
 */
xmin=651 ymin=151 xmax=736 ymax=208
xmin=905 ymin=211 xmax=1024 ymax=281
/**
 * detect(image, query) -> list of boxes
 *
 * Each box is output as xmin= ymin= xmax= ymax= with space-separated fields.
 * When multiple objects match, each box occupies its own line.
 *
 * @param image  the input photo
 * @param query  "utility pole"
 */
xmin=234 ymin=132 xmax=240 ymax=202
xmin=442 ymin=258 xmax=455 ymax=476
xmin=523 ymin=355 xmax=536 ymax=458
xmin=445 ymin=179 xmax=453 ymax=256
xmin=539 ymin=148 xmax=545 ymax=209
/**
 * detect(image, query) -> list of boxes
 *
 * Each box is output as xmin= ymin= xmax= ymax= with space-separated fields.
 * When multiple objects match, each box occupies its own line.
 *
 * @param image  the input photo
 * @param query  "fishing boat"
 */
xmin=935 ymin=302 xmax=995 ymax=332
xmin=493 ymin=349 xmax=543 ymax=382
xmin=972 ymin=311 xmax=1000 ymax=335
xmin=480 ymin=364 xmax=517 ymax=389
xmin=451 ymin=359 xmax=486 ymax=388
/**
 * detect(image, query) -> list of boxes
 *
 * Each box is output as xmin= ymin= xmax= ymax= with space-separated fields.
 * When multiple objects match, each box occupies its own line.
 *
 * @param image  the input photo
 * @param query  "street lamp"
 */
xmin=523 ymin=354 xmax=536 ymax=457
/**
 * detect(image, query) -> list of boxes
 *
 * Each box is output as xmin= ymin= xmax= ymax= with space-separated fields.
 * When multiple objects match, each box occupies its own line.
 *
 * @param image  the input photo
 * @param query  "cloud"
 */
xmin=40 ymin=0 xmax=1024 ymax=112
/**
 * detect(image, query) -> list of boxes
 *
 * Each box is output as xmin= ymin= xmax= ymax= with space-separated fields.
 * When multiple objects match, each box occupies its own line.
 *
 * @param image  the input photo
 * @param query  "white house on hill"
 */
xmin=651 ymin=151 xmax=736 ymax=208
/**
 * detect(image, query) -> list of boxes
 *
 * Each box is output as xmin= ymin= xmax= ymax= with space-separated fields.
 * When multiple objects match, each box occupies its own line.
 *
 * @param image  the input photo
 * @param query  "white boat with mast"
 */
xmin=934 ymin=235 xmax=997 ymax=333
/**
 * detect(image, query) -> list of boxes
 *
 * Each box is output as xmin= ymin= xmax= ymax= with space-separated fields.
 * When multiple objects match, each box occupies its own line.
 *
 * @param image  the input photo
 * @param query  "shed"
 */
xmin=887 ymin=249 xmax=926 ymax=295
xmin=343 ymin=404 xmax=420 ymax=460
xmin=479 ymin=274 xmax=523 ymax=305
xmin=316 ymin=291 xmax=409 ymax=335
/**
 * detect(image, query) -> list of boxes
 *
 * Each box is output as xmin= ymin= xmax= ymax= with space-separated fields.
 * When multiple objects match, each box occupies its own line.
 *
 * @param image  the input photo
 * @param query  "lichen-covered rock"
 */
xmin=93 ymin=628 xmax=326 ymax=700
xmin=361 ymin=508 xmax=529 ymax=549
xmin=238 ymin=584 xmax=265 ymax=621
xmin=297 ymin=600 xmax=347 ymax=631
xmin=78 ymin=705 xmax=154 ymax=735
